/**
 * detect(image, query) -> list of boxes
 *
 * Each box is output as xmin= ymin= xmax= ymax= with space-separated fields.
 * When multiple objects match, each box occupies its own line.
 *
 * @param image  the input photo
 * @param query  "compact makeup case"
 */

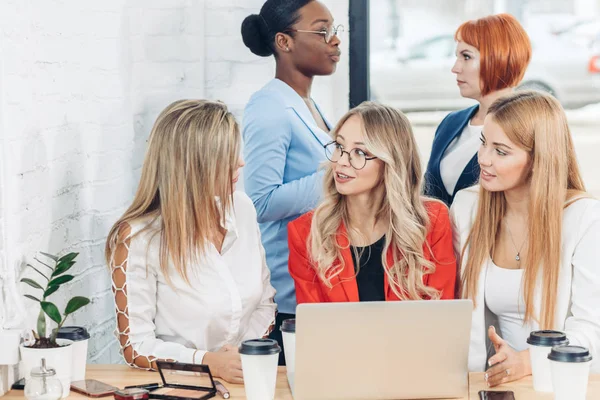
xmin=123 ymin=361 xmax=217 ymax=400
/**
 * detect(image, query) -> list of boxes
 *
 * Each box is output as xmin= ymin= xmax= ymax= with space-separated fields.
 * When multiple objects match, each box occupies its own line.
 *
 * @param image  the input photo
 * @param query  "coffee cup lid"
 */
xmin=526 ymin=330 xmax=568 ymax=347
xmin=548 ymin=345 xmax=593 ymax=363
xmin=280 ymin=318 xmax=296 ymax=333
xmin=239 ymin=339 xmax=281 ymax=356
xmin=53 ymin=326 xmax=90 ymax=341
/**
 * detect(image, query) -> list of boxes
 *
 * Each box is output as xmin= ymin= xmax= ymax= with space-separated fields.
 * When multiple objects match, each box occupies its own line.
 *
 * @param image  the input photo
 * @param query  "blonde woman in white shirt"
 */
xmin=105 ymin=100 xmax=276 ymax=384
xmin=451 ymin=91 xmax=600 ymax=387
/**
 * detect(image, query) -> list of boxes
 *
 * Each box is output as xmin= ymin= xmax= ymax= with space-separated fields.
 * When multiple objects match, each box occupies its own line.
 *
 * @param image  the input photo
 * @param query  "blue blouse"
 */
xmin=242 ymin=79 xmax=332 ymax=314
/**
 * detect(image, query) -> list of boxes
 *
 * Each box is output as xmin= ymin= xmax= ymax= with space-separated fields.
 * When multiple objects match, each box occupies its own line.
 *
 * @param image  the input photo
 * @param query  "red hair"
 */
xmin=455 ymin=14 xmax=531 ymax=96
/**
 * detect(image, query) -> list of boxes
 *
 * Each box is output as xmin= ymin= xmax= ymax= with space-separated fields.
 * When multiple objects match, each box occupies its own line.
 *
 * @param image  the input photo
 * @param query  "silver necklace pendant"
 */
xmin=516 ymin=253 xmax=521 ymax=262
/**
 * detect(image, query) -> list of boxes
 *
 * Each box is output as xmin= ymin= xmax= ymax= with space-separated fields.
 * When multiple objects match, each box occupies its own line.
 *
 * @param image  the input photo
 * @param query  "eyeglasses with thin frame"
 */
xmin=324 ymin=140 xmax=377 ymax=170
xmin=284 ymin=24 xmax=344 ymax=44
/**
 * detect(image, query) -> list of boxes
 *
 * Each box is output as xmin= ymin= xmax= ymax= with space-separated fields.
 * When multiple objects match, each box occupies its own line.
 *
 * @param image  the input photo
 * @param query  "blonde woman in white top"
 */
xmin=105 ymin=100 xmax=276 ymax=384
xmin=451 ymin=91 xmax=600 ymax=387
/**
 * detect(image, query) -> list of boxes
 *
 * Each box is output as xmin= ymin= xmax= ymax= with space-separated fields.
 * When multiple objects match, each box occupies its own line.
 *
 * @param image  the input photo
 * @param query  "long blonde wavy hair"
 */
xmin=309 ymin=101 xmax=442 ymax=300
xmin=105 ymin=100 xmax=241 ymax=283
xmin=461 ymin=91 xmax=588 ymax=328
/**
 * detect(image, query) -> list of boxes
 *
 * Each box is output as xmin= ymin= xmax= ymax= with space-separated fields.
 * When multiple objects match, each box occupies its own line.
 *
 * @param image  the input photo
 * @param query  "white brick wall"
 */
xmin=0 ymin=0 xmax=207 ymax=372
xmin=0 ymin=9 xmax=6 ymax=315
xmin=0 ymin=0 xmax=349 ymax=385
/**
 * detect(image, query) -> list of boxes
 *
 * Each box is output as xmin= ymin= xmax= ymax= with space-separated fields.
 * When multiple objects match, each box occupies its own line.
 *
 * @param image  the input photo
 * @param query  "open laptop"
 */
xmin=293 ymin=300 xmax=472 ymax=400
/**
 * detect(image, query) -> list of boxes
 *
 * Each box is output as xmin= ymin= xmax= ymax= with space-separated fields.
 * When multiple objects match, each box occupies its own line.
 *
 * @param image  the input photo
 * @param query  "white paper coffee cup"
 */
xmin=69 ymin=339 xmax=89 ymax=381
xmin=53 ymin=326 xmax=91 ymax=382
xmin=280 ymin=318 xmax=296 ymax=392
xmin=239 ymin=339 xmax=281 ymax=400
xmin=526 ymin=330 xmax=568 ymax=392
xmin=549 ymin=345 xmax=592 ymax=400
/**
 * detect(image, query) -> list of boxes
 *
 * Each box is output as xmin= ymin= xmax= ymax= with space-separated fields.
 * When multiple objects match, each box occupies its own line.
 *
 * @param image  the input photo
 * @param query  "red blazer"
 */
xmin=287 ymin=201 xmax=457 ymax=303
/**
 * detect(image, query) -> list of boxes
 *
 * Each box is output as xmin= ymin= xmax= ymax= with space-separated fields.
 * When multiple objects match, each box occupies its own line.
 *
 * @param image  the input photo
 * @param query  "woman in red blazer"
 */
xmin=288 ymin=102 xmax=456 ymax=304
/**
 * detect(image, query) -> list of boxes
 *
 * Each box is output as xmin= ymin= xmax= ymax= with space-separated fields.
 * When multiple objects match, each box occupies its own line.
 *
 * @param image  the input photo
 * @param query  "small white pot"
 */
xmin=20 ymin=339 xmax=73 ymax=398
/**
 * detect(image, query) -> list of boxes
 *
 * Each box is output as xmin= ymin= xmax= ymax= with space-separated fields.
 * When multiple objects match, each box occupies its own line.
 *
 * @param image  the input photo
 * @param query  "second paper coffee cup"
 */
xmin=549 ymin=345 xmax=593 ymax=400
xmin=280 ymin=318 xmax=296 ymax=392
xmin=239 ymin=338 xmax=281 ymax=400
xmin=54 ymin=326 xmax=90 ymax=382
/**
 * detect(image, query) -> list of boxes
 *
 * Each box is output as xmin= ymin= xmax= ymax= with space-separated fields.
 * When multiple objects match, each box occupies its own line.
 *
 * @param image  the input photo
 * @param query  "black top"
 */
xmin=351 ymin=235 xmax=386 ymax=302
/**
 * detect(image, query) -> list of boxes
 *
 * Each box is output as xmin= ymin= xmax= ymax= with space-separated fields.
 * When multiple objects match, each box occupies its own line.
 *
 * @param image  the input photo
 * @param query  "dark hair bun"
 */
xmin=241 ymin=14 xmax=273 ymax=57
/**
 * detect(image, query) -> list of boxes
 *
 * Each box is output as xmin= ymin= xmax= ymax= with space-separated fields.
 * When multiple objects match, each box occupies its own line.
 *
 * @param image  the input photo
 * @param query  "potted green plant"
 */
xmin=19 ymin=251 xmax=90 ymax=398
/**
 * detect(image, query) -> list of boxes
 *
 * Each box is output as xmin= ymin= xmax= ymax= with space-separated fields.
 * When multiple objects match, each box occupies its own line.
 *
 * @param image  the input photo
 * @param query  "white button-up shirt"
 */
xmin=112 ymin=191 xmax=277 ymax=366
xmin=440 ymin=122 xmax=483 ymax=195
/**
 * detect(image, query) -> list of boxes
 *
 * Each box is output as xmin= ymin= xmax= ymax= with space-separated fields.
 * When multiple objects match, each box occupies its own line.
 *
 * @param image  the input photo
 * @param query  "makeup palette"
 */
xmin=125 ymin=361 xmax=216 ymax=400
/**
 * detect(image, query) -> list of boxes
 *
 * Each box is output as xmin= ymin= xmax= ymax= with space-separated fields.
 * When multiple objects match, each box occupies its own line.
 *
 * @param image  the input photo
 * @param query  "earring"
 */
xmin=285 ymin=47 xmax=290 ymax=52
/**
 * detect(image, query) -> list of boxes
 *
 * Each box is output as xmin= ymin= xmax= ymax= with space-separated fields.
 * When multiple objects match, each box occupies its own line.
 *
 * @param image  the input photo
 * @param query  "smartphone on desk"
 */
xmin=71 ymin=379 xmax=118 ymax=397
xmin=478 ymin=390 xmax=515 ymax=400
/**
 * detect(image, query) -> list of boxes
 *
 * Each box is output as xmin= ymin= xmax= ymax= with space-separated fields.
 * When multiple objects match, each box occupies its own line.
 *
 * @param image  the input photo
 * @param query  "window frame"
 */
xmin=349 ymin=0 xmax=370 ymax=108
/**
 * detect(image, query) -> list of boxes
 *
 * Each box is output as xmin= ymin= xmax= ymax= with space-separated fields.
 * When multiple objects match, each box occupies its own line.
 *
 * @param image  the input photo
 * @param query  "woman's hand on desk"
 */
xmin=484 ymin=326 xmax=532 ymax=387
xmin=202 ymin=345 xmax=244 ymax=384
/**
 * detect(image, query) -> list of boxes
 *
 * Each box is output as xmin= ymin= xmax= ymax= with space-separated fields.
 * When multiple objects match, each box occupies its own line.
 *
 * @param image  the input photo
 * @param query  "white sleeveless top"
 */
xmin=485 ymin=260 xmax=539 ymax=351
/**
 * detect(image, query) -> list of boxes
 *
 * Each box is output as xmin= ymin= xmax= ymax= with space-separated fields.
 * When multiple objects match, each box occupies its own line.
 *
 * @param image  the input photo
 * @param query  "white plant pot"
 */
xmin=20 ymin=339 xmax=73 ymax=398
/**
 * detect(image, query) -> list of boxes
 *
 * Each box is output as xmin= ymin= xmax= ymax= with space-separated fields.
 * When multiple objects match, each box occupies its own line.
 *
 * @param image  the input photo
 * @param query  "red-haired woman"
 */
xmin=424 ymin=14 xmax=531 ymax=206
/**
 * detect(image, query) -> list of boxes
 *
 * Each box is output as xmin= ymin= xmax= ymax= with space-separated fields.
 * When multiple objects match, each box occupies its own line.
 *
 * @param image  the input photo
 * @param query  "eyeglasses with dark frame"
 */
xmin=284 ymin=24 xmax=344 ymax=44
xmin=324 ymin=140 xmax=377 ymax=170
